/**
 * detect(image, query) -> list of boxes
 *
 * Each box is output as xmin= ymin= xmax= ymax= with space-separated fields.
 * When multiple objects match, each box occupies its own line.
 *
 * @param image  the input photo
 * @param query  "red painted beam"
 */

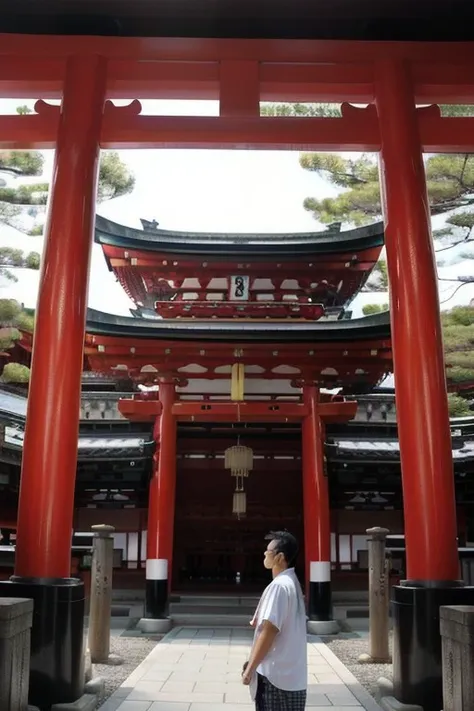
xmin=172 ymin=400 xmax=309 ymax=422
xmin=107 ymin=257 xmax=379 ymax=273
xmin=3 ymin=107 xmax=474 ymax=153
xmin=118 ymin=398 xmax=162 ymax=420
xmin=84 ymin=334 xmax=392 ymax=353
xmin=3 ymin=56 xmax=474 ymax=104
xmin=319 ymin=399 xmax=358 ymax=423
xmin=100 ymin=111 xmax=381 ymax=151
xmin=2 ymin=35 xmax=474 ymax=64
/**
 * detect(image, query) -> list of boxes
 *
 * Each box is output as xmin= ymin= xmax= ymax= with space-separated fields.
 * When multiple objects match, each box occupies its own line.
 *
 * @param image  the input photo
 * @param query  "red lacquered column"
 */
xmin=143 ymin=381 xmax=176 ymax=626
xmin=376 ymin=59 xmax=465 ymax=710
xmin=302 ymin=384 xmax=332 ymax=622
xmin=0 ymin=55 xmax=107 ymax=708
xmin=15 ymin=55 xmax=107 ymax=580
xmin=376 ymin=59 xmax=457 ymax=583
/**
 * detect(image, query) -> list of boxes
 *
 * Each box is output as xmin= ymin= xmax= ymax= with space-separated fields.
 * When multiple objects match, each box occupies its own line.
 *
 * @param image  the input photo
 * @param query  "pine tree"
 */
xmin=0 ymin=106 xmax=136 ymax=383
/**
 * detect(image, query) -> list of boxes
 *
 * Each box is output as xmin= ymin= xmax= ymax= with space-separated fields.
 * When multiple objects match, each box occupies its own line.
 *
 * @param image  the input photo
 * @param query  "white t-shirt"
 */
xmin=251 ymin=568 xmax=307 ymax=692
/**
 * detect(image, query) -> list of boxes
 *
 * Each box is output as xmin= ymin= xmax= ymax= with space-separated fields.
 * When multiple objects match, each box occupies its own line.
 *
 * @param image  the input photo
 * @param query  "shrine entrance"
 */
xmin=1 ymin=29 xmax=472 ymax=710
xmin=173 ymin=423 xmax=304 ymax=592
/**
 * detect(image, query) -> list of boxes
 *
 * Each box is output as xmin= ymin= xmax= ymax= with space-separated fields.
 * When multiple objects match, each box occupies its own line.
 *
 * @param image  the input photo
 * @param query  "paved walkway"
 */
xmin=99 ymin=627 xmax=382 ymax=711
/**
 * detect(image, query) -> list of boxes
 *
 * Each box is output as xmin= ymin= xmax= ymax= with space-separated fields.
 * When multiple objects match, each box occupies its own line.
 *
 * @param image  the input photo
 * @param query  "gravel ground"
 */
xmin=95 ymin=634 xmax=161 ymax=707
xmin=325 ymin=633 xmax=393 ymax=699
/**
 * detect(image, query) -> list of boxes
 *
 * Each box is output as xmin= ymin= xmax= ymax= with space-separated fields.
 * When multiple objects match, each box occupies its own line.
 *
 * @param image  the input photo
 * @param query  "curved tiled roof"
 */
xmin=86 ymin=308 xmax=391 ymax=343
xmin=95 ymin=215 xmax=385 ymax=257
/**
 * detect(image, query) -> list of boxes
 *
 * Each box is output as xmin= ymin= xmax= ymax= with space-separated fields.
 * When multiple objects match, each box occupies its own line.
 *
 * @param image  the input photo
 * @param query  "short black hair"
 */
xmin=265 ymin=530 xmax=299 ymax=566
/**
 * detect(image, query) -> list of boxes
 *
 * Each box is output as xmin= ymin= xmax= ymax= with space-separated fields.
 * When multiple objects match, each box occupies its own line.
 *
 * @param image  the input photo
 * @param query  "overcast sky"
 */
xmin=0 ymin=98 xmax=473 ymax=316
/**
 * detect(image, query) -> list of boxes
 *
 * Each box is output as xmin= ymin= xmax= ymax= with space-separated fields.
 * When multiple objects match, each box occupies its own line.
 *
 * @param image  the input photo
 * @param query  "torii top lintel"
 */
xmin=1 ymin=34 xmax=474 ymax=151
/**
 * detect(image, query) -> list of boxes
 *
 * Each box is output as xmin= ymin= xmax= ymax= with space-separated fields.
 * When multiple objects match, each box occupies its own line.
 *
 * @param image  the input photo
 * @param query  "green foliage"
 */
xmin=0 ymin=299 xmax=34 ymax=382
xmin=0 ymin=248 xmax=41 ymax=278
xmin=25 ymin=252 xmax=40 ymax=270
xmin=16 ymin=106 xmax=32 ymax=116
xmin=15 ymin=310 xmax=34 ymax=331
xmin=442 ymin=306 xmax=474 ymax=327
xmin=300 ymin=151 xmax=474 ymax=225
xmin=0 ymin=183 xmax=48 ymax=205
xmin=0 ymin=299 xmax=22 ymax=323
xmin=0 ymin=326 xmax=20 ymax=351
xmin=440 ymin=105 xmax=474 ymax=117
xmin=1 ymin=362 xmax=30 ymax=384
xmin=0 ymin=113 xmax=135 ymax=241
xmin=0 ymin=202 xmax=21 ymax=229
xmin=371 ymin=259 xmax=388 ymax=290
xmin=260 ymin=103 xmax=342 ymax=118
xmin=0 ymin=248 xmax=25 ymax=267
xmin=285 ymin=99 xmax=474 ymax=226
xmin=28 ymin=224 xmax=44 ymax=236
xmin=447 ymin=393 xmax=472 ymax=417
xmin=362 ymin=303 xmax=389 ymax=315
xmin=0 ymin=150 xmax=44 ymax=176
xmin=442 ymin=307 xmax=474 ymax=390
xmin=98 ymin=151 xmax=135 ymax=202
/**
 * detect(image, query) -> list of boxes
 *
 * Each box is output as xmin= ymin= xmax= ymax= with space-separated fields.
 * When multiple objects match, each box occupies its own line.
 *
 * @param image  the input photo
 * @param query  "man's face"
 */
xmin=263 ymin=539 xmax=282 ymax=569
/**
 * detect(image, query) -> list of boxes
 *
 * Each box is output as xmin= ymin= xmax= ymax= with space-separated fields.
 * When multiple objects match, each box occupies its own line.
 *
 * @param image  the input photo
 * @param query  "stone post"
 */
xmin=0 ymin=597 xmax=34 ymax=711
xmin=359 ymin=527 xmax=391 ymax=664
xmin=88 ymin=525 xmax=122 ymax=665
xmin=440 ymin=605 xmax=474 ymax=711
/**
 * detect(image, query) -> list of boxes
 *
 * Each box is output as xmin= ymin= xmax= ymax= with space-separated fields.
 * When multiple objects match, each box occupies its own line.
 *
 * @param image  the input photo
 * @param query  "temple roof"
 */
xmin=95 ymin=215 xmax=385 ymax=258
xmin=85 ymin=307 xmax=390 ymax=343
xmin=80 ymin=308 xmax=392 ymax=390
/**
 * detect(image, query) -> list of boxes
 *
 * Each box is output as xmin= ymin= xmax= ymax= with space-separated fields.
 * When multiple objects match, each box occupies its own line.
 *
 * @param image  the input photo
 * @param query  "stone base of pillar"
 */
xmin=375 ymin=676 xmax=395 ymax=704
xmin=138 ymin=617 xmax=172 ymax=634
xmin=50 ymin=693 xmax=98 ymax=711
xmin=379 ymin=697 xmax=424 ymax=711
xmin=359 ymin=652 xmax=392 ymax=664
xmin=307 ymin=562 xmax=335 ymax=635
xmin=307 ymin=619 xmax=339 ymax=635
xmin=0 ymin=577 xmax=85 ymax=710
xmin=84 ymin=677 xmax=105 ymax=695
xmin=392 ymin=582 xmax=474 ymax=710
xmin=91 ymin=653 xmax=123 ymax=666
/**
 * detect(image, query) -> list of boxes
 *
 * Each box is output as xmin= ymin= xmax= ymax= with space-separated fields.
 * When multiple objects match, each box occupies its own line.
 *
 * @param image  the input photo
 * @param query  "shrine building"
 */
xmin=1 ymin=6 xmax=474 ymax=708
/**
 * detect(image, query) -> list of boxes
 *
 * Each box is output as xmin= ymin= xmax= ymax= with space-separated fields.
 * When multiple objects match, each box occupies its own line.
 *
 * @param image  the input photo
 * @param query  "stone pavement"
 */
xmin=99 ymin=626 xmax=383 ymax=711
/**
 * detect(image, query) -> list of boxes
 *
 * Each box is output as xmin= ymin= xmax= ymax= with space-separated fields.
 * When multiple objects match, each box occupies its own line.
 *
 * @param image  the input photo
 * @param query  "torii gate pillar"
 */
xmin=302 ymin=385 xmax=338 ymax=635
xmin=376 ymin=59 xmax=474 ymax=710
xmin=139 ymin=380 xmax=177 ymax=634
xmin=0 ymin=55 xmax=106 ymax=708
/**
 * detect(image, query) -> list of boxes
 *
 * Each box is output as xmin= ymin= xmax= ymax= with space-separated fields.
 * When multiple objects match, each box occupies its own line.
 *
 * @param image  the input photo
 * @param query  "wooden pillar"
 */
xmin=15 ymin=55 xmax=107 ymax=579
xmin=376 ymin=59 xmax=458 ymax=584
xmin=375 ymin=59 xmax=470 ymax=710
xmin=302 ymin=385 xmax=336 ymax=632
xmin=141 ymin=381 xmax=177 ymax=632
xmin=0 ymin=54 xmax=107 ymax=708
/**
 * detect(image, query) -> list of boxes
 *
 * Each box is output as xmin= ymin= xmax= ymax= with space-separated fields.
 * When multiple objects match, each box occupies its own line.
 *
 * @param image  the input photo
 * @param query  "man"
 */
xmin=242 ymin=530 xmax=307 ymax=710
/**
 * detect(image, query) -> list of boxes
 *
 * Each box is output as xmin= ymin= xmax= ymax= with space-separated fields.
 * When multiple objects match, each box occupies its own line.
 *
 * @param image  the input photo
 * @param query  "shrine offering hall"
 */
xmin=2 ymin=22 xmax=474 ymax=710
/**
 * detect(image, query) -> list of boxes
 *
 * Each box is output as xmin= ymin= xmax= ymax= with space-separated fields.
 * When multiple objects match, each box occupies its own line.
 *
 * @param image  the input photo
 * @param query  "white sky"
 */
xmin=1 ymin=98 xmax=473 ymax=317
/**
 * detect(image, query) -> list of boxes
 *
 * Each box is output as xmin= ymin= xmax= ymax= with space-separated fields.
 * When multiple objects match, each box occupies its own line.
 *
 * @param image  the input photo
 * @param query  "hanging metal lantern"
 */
xmin=224 ymin=444 xmax=253 ymax=477
xmin=232 ymin=490 xmax=247 ymax=519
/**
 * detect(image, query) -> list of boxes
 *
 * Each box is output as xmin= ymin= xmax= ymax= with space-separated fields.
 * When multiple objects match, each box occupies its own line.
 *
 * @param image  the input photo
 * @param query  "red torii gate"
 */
xmin=1 ymin=34 xmax=474 ymax=709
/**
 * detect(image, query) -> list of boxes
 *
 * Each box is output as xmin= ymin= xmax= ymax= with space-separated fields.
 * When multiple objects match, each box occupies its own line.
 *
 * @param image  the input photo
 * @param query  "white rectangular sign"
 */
xmin=229 ymin=275 xmax=250 ymax=301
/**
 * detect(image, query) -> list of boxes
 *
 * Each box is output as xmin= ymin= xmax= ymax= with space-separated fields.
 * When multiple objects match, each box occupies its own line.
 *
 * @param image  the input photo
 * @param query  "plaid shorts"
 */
xmin=255 ymin=673 xmax=307 ymax=711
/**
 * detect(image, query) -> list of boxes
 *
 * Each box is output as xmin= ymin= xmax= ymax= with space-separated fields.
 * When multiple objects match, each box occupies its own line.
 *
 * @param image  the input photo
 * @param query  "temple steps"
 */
xmin=170 ymin=613 xmax=253 ymax=627
xmin=109 ymin=589 xmax=372 ymax=624
xmin=169 ymin=595 xmax=258 ymax=625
